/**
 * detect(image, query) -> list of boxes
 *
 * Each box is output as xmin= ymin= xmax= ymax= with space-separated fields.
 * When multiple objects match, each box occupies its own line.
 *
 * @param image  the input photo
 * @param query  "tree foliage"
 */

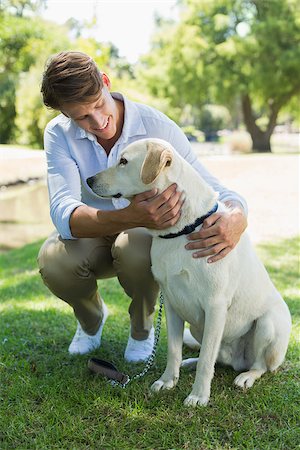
xmin=0 ymin=6 xmax=70 ymax=144
xmin=14 ymin=33 xmax=124 ymax=147
xmin=140 ymin=0 xmax=300 ymax=151
xmin=0 ymin=0 xmax=46 ymax=17
xmin=0 ymin=1 xmax=137 ymax=147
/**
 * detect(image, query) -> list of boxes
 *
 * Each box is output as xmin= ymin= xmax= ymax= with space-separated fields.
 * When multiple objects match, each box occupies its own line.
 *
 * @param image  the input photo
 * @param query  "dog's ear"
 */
xmin=140 ymin=141 xmax=173 ymax=184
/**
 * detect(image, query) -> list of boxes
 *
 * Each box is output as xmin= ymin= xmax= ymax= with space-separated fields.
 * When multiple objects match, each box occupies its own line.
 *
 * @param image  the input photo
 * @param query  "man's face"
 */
xmin=61 ymin=86 xmax=121 ymax=142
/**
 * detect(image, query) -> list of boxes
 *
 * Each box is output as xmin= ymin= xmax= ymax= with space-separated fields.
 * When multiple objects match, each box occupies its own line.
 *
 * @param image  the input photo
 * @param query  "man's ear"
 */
xmin=140 ymin=141 xmax=173 ymax=184
xmin=101 ymin=72 xmax=111 ymax=89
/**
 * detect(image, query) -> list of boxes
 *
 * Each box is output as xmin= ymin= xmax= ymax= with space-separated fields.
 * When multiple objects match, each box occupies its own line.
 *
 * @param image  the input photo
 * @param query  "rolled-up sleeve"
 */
xmin=168 ymin=122 xmax=248 ymax=215
xmin=44 ymin=124 xmax=85 ymax=239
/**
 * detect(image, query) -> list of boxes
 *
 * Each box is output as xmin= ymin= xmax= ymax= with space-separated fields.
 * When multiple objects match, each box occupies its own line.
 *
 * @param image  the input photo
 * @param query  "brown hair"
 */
xmin=41 ymin=51 xmax=103 ymax=110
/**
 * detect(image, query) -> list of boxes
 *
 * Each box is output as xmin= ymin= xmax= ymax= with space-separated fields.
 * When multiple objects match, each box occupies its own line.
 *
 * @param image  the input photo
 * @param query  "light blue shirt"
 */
xmin=44 ymin=92 xmax=247 ymax=239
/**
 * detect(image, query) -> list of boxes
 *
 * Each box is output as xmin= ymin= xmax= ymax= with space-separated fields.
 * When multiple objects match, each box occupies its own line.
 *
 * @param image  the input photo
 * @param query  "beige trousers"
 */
xmin=37 ymin=228 xmax=159 ymax=340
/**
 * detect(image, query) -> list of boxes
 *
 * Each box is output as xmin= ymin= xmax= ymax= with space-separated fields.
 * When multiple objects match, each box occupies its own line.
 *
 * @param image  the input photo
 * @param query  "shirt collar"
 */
xmin=74 ymin=92 xmax=146 ymax=143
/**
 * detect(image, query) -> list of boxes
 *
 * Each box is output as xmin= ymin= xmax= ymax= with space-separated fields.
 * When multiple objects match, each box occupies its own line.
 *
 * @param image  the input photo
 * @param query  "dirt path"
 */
xmin=0 ymin=148 xmax=299 ymax=250
xmin=200 ymin=153 xmax=299 ymax=244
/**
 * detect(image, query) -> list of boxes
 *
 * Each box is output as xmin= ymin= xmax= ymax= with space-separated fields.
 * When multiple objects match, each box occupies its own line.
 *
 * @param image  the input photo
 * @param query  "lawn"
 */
xmin=0 ymin=236 xmax=299 ymax=449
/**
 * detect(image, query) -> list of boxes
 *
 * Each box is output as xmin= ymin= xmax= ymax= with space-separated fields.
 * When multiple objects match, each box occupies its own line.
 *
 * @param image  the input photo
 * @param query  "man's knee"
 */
xmin=37 ymin=233 xmax=90 ymax=292
xmin=112 ymin=228 xmax=152 ymax=272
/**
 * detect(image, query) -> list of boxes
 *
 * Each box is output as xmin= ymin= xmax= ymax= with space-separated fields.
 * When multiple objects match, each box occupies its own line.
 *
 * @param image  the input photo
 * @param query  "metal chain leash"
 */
xmin=109 ymin=291 xmax=164 ymax=388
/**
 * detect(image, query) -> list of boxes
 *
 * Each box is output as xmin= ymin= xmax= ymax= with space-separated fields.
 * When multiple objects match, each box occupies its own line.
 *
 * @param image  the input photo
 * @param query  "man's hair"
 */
xmin=41 ymin=51 xmax=103 ymax=110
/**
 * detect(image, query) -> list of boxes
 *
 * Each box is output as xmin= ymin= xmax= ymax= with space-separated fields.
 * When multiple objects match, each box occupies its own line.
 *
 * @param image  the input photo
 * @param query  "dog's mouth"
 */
xmin=95 ymin=192 xmax=122 ymax=199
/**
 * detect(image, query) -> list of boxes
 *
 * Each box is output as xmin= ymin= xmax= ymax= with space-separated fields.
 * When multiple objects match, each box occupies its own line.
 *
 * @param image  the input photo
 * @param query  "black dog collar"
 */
xmin=159 ymin=203 xmax=218 ymax=239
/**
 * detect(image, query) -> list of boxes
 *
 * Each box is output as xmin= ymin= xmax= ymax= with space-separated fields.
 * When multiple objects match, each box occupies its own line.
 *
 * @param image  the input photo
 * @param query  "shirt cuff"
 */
xmin=219 ymin=194 xmax=248 ymax=216
xmin=51 ymin=201 xmax=85 ymax=240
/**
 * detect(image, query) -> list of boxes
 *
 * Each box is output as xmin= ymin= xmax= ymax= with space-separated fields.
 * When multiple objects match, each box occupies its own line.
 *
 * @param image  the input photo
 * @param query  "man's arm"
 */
xmin=45 ymin=119 xmax=185 ymax=239
xmin=70 ymin=184 xmax=183 ymax=238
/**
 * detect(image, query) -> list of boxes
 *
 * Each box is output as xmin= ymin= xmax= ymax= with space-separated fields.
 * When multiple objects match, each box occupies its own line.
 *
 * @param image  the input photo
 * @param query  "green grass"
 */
xmin=0 ymin=237 xmax=299 ymax=450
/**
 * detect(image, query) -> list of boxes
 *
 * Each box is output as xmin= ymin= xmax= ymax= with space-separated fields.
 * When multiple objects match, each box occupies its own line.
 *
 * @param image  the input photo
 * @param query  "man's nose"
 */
xmin=90 ymin=111 xmax=104 ymax=129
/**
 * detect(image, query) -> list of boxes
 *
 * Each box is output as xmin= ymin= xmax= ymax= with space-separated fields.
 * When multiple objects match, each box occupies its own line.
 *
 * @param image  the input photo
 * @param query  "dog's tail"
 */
xmin=183 ymin=328 xmax=201 ymax=350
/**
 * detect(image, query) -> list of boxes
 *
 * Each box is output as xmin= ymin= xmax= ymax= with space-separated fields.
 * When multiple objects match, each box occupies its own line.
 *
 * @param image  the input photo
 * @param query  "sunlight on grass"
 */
xmin=0 ymin=299 xmax=70 ymax=312
xmin=284 ymin=286 xmax=300 ymax=298
xmin=0 ymin=236 xmax=299 ymax=449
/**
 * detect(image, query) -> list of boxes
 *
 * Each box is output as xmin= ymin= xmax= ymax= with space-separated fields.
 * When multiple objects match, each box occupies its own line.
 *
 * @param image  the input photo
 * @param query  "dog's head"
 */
xmin=87 ymin=138 xmax=175 ymax=199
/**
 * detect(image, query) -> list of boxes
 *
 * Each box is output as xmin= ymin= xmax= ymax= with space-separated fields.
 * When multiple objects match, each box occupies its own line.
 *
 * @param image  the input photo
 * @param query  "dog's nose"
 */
xmin=86 ymin=176 xmax=94 ymax=188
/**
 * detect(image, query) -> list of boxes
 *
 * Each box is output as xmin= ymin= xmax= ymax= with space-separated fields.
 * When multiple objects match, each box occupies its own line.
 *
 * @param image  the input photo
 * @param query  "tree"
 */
xmin=0 ymin=13 xmax=44 ymax=142
xmin=0 ymin=0 xmax=136 ymax=147
xmin=0 ymin=9 xmax=70 ymax=143
xmin=140 ymin=0 xmax=300 ymax=151
xmin=14 ymin=31 xmax=134 ymax=148
xmin=0 ymin=0 xmax=45 ymax=17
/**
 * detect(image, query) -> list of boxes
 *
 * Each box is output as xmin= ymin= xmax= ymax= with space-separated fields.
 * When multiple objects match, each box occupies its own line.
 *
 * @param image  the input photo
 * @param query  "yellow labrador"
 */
xmin=87 ymin=138 xmax=291 ymax=407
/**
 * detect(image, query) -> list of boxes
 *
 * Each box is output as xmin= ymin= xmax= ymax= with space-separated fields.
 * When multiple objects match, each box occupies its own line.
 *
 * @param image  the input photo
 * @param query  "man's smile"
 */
xmin=94 ymin=117 xmax=110 ymax=132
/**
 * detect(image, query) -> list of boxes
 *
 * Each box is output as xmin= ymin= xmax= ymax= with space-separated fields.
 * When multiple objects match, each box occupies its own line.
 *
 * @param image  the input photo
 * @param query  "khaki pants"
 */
xmin=37 ymin=228 xmax=159 ymax=340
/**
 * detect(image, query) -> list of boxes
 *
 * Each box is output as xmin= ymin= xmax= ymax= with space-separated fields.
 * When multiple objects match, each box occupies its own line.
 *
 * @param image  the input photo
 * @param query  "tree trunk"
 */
xmin=251 ymin=128 xmax=272 ymax=152
xmin=241 ymin=94 xmax=279 ymax=153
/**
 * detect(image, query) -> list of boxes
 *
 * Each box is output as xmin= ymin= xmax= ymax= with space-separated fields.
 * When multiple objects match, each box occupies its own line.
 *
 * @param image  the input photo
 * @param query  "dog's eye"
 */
xmin=119 ymin=157 xmax=128 ymax=166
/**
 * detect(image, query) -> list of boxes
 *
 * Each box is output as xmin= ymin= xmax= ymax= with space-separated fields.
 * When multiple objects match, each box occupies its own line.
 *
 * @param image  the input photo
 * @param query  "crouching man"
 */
xmin=38 ymin=51 xmax=247 ymax=362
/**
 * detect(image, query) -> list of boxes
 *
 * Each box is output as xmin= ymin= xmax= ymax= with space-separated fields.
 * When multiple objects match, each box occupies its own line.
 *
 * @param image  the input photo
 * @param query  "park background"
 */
xmin=0 ymin=1 xmax=299 ymax=449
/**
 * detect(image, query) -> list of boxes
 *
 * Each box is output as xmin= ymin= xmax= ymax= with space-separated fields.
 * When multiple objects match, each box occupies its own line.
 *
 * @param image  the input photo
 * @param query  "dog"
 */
xmin=87 ymin=138 xmax=291 ymax=407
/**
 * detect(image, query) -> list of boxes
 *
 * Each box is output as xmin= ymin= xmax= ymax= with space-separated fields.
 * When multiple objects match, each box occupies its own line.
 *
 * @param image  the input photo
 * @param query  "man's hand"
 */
xmin=185 ymin=202 xmax=247 ymax=263
xmin=126 ymin=183 xmax=184 ymax=229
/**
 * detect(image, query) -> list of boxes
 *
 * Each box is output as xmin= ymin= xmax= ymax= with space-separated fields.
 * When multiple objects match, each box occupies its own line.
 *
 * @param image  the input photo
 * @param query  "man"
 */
xmin=38 ymin=51 xmax=247 ymax=362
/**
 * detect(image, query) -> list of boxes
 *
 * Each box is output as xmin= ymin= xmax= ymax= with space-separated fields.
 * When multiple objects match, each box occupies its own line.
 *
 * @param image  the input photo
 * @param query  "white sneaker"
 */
xmin=68 ymin=301 xmax=108 ymax=355
xmin=124 ymin=327 xmax=155 ymax=362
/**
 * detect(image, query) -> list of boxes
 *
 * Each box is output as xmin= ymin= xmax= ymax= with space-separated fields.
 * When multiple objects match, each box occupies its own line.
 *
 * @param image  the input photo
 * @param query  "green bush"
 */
xmin=199 ymin=104 xmax=231 ymax=141
xmin=15 ymin=65 xmax=57 ymax=148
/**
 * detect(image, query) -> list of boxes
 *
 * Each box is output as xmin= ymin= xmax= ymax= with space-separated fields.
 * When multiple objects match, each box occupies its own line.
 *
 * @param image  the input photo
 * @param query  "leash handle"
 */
xmin=87 ymin=358 xmax=129 ymax=385
xmin=88 ymin=292 xmax=164 ymax=388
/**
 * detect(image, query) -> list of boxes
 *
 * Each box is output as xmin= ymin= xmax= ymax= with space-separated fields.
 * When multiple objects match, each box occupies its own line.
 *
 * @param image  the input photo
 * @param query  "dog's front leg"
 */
xmin=184 ymin=303 xmax=227 ymax=407
xmin=151 ymin=296 xmax=184 ymax=392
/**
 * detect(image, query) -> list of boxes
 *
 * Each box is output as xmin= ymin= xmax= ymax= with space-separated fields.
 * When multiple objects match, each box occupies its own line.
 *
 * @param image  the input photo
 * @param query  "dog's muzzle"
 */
xmin=86 ymin=176 xmax=122 ymax=198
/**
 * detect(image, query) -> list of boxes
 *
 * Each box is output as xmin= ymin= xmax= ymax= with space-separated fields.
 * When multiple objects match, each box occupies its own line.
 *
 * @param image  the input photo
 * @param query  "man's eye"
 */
xmin=119 ymin=157 xmax=128 ymax=166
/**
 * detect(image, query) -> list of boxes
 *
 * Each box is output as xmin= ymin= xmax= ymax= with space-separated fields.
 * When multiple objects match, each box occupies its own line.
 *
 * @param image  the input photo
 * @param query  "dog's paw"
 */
xmin=183 ymin=394 xmax=209 ymax=407
xmin=150 ymin=378 xmax=177 ymax=392
xmin=234 ymin=371 xmax=256 ymax=389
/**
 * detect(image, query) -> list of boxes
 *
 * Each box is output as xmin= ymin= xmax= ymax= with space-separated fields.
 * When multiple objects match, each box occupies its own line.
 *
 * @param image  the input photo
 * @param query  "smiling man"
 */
xmin=38 ymin=51 xmax=247 ymax=361
xmin=61 ymin=73 xmax=124 ymax=150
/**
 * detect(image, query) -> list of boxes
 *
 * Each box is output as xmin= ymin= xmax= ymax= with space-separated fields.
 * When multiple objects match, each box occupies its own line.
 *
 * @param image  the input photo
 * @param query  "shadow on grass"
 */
xmin=1 ymin=308 xmax=299 ymax=450
xmin=0 ymin=273 xmax=44 ymax=304
xmin=0 ymin=240 xmax=44 ymax=273
xmin=0 ymin=235 xmax=299 ymax=354
xmin=0 ymin=236 xmax=299 ymax=449
xmin=1 ymin=235 xmax=298 ymax=313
